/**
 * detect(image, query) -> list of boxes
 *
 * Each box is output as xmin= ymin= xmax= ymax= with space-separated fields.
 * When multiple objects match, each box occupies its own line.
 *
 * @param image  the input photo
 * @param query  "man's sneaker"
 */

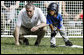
xmin=50 ymin=44 xmax=57 ymax=48
xmin=65 ymin=40 xmax=73 ymax=46
xmin=34 ymin=42 xmax=39 ymax=46
xmin=23 ymin=38 xmax=29 ymax=45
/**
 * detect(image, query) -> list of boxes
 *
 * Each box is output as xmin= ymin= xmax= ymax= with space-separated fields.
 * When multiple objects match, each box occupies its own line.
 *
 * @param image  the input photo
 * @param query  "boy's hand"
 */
xmin=51 ymin=30 xmax=56 ymax=37
xmin=15 ymin=42 xmax=20 ymax=46
xmin=57 ymin=28 xmax=60 ymax=31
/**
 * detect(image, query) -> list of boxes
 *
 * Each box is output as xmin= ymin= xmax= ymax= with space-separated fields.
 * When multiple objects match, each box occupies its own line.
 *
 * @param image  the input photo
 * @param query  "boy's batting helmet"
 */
xmin=47 ymin=2 xmax=59 ymax=15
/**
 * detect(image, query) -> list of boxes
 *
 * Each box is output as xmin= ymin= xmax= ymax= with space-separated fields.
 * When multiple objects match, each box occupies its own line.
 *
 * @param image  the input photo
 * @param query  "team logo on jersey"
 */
xmin=35 ymin=17 xmax=37 ymax=19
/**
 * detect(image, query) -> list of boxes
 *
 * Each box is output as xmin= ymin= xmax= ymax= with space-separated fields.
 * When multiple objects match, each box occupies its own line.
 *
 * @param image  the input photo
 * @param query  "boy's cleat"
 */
xmin=65 ymin=40 xmax=73 ymax=46
xmin=19 ymin=38 xmax=29 ymax=45
xmin=23 ymin=38 xmax=29 ymax=45
xmin=50 ymin=44 xmax=57 ymax=48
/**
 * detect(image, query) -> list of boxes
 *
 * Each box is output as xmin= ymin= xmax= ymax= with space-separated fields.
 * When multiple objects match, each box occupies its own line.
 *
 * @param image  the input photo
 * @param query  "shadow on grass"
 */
xmin=1 ymin=42 xmax=15 ymax=45
xmin=20 ymin=44 xmax=49 ymax=47
xmin=1 ymin=42 xmax=50 ymax=48
xmin=38 ymin=45 xmax=49 ymax=47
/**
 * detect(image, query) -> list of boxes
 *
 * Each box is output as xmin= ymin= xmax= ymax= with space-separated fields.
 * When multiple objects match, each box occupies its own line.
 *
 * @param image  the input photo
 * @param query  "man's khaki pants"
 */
xmin=13 ymin=26 xmax=47 ymax=45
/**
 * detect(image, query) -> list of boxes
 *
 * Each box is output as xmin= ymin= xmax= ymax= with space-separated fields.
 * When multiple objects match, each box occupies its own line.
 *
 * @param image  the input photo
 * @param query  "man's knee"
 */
xmin=40 ymin=27 xmax=47 ymax=35
xmin=37 ymin=27 xmax=47 ymax=38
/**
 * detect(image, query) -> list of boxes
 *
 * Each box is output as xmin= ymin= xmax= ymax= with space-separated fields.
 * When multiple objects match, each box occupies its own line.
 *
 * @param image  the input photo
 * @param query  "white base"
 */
xmin=58 ymin=45 xmax=83 ymax=48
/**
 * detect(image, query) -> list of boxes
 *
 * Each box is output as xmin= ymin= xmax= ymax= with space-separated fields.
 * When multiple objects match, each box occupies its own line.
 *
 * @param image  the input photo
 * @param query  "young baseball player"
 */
xmin=46 ymin=2 xmax=73 ymax=47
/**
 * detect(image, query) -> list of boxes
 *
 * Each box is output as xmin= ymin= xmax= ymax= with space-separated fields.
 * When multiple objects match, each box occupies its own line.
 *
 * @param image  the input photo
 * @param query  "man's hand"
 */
xmin=31 ymin=26 xmax=39 ymax=32
xmin=15 ymin=42 xmax=20 ymax=46
xmin=31 ymin=23 xmax=47 ymax=32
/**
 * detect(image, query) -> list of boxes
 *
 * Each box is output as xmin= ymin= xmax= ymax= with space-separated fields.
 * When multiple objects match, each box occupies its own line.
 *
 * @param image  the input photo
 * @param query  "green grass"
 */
xmin=1 ymin=37 xmax=83 ymax=54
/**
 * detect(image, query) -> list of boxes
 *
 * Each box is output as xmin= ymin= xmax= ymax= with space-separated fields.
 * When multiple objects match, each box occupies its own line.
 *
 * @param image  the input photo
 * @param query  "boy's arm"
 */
xmin=57 ymin=14 xmax=63 ymax=31
xmin=49 ymin=24 xmax=54 ymax=31
xmin=49 ymin=24 xmax=57 ymax=37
